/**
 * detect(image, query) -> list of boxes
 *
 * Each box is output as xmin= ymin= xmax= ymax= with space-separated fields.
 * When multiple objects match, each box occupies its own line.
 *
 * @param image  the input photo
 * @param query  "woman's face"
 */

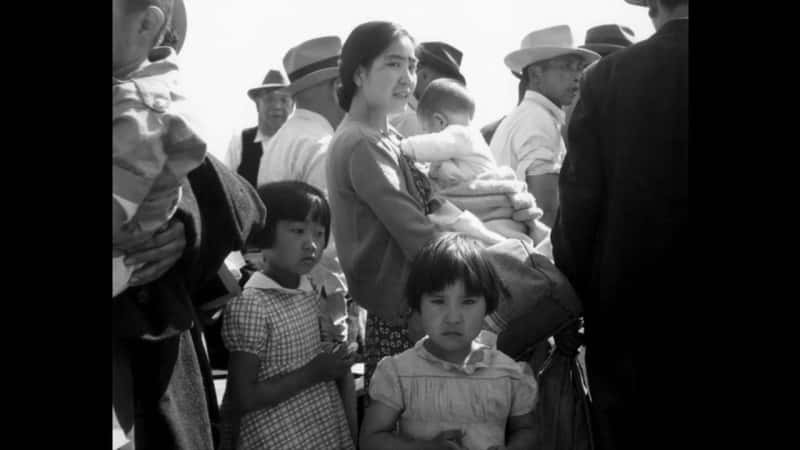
xmin=358 ymin=35 xmax=417 ymax=116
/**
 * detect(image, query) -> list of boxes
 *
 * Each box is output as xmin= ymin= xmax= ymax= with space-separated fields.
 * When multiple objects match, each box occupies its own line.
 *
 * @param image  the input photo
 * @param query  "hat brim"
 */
xmin=504 ymin=47 xmax=600 ymax=74
xmin=579 ymin=43 xmax=626 ymax=57
xmin=170 ymin=0 xmax=187 ymax=54
xmin=247 ymin=84 xmax=289 ymax=100
xmin=284 ymin=67 xmax=339 ymax=96
xmin=624 ymin=0 xmax=648 ymax=6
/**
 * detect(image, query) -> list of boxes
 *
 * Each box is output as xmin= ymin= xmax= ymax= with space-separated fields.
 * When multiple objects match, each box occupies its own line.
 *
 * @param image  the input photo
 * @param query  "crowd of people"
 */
xmin=112 ymin=0 xmax=688 ymax=449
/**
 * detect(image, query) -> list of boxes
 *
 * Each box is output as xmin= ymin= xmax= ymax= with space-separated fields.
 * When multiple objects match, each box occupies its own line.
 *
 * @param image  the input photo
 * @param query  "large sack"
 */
xmin=482 ymin=239 xmax=582 ymax=359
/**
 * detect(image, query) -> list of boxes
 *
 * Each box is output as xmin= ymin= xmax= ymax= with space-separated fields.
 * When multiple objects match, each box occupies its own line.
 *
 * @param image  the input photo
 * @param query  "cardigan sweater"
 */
xmin=325 ymin=116 xmax=439 ymax=324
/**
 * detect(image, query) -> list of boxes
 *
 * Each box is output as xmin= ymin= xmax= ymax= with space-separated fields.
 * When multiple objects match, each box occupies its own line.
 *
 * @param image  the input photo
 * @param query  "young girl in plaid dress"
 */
xmin=219 ymin=181 xmax=356 ymax=449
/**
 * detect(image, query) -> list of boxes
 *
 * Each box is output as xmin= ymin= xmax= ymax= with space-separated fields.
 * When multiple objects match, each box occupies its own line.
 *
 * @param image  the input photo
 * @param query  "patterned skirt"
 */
xmin=363 ymin=314 xmax=413 ymax=392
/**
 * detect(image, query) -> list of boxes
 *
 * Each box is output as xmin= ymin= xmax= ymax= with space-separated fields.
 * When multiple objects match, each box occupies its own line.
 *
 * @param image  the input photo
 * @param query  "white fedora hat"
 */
xmin=504 ymin=25 xmax=600 ymax=75
xmin=283 ymin=36 xmax=342 ymax=96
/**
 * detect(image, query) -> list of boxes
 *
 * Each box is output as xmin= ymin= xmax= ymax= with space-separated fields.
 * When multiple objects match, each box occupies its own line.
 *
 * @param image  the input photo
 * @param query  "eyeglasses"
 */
xmin=543 ymin=59 xmax=587 ymax=73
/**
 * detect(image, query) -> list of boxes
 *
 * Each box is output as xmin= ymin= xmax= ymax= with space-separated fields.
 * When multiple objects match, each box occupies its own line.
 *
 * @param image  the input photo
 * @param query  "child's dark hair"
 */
xmin=405 ymin=233 xmax=505 ymax=315
xmin=417 ymin=78 xmax=476 ymax=122
xmin=338 ymin=21 xmax=415 ymax=112
xmin=249 ymin=181 xmax=331 ymax=249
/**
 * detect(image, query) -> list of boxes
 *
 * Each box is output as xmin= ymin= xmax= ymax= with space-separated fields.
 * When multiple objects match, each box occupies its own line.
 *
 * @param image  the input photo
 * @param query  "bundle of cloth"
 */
xmin=428 ymin=166 xmax=552 ymax=259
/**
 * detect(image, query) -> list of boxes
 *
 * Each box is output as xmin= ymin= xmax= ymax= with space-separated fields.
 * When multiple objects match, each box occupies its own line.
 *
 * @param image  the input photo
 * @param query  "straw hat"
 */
xmin=247 ymin=70 xmax=290 ymax=100
xmin=283 ymin=36 xmax=342 ymax=95
xmin=504 ymin=25 xmax=600 ymax=75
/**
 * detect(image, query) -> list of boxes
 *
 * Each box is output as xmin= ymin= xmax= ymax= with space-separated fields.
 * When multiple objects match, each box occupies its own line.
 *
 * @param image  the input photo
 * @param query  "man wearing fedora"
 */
xmin=552 ymin=1 xmax=688 ymax=449
xmin=224 ymin=69 xmax=294 ymax=188
xmin=562 ymin=24 xmax=637 ymax=141
xmin=260 ymin=35 xmax=344 ymax=192
xmin=390 ymin=41 xmax=466 ymax=138
xmin=489 ymin=25 xmax=599 ymax=228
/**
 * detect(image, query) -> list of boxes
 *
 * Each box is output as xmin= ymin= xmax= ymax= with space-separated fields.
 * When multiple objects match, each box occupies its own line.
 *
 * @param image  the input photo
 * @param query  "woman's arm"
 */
xmin=359 ymin=401 xmax=464 ymax=450
xmin=227 ymin=349 xmax=352 ymax=415
xmin=349 ymin=140 xmax=439 ymax=261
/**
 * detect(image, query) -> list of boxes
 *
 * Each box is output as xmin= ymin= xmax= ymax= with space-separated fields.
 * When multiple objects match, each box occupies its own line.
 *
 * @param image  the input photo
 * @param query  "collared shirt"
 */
xmin=389 ymin=96 xmax=423 ymax=138
xmin=255 ymin=108 xmax=334 ymax=190
xmin=368 ymin=337 xmax=537 ymax=450
xmin=243 ymin=271 xmax=315 ymax=293
xmin=224 ymin=127 xmax=272 ymax=173
xmin=489 ymin=90 xmax=567 ymax=181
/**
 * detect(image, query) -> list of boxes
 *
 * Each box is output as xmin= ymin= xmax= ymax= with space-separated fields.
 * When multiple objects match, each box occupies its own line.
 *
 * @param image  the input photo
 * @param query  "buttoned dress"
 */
xmin=369 ymin=338 xmax=538 ymax=450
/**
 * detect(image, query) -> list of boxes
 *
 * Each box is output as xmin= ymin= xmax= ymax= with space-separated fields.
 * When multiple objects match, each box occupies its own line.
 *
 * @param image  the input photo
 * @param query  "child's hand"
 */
xmin=307 ymin=352 xmax=353 ymax=383
xmin=424 ymin=429 xmax=466 ymax=450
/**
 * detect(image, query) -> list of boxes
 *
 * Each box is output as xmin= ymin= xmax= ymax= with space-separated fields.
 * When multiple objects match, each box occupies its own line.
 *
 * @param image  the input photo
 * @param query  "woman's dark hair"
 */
xmin=337 ymin=21 xmax=415 ymax=112
xmin=249 ymin=181 xmax=331 ymax=249
xmin=405 ymin=233 xmax=506 ymax=315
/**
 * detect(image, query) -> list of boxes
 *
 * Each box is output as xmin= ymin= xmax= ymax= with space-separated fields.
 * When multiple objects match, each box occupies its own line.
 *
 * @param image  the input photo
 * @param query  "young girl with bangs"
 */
xmin=359 ymin=233 xmax=537 ymax=450
xmin=219 ymin=181 xmax=356 ymax=449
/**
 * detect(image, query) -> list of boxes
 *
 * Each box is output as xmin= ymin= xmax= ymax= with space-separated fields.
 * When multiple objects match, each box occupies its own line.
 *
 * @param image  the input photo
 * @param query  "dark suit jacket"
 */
xmin=552 ymin=19 xmax=688 ymax=341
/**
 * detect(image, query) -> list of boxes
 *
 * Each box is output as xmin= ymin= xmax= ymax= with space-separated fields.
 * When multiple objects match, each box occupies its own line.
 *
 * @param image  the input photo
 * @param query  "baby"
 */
xmin=113 ymin=0 xmax=207 ymax=297
xmin=399 ymin=78 xmax=550 ymax=253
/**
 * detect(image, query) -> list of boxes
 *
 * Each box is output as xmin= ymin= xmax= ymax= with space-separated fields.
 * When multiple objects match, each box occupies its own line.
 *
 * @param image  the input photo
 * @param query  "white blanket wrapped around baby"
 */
xmin=434 ymin=167 xmax=542 ymax=245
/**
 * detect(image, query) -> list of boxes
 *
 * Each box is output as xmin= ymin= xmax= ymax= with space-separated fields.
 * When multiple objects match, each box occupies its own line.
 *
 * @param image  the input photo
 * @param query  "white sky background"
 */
xmin=177 ymin=0 xmax=654 ymax=161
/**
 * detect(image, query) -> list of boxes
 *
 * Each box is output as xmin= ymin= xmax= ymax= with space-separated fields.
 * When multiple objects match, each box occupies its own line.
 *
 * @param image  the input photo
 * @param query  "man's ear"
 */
xmin=140 ymin=6 xmax=167 ymax=40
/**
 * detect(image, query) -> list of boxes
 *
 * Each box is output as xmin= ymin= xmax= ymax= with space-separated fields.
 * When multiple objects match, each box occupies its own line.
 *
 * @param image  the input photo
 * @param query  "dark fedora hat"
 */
xmin=417 ymin=41 xmax=466 ymax=86
xmin=247 ymin=70 xmax=290 ymax=100
xmin=579 ymin=24 xmax=636 ymax=57
xmin=624 ymin=0 xmax=648 ymax=5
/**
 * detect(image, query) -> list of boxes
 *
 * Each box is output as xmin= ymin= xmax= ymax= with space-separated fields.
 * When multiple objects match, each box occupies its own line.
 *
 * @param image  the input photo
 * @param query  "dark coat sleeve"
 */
xmin=552 ymin=63 xmax=607 ymax=300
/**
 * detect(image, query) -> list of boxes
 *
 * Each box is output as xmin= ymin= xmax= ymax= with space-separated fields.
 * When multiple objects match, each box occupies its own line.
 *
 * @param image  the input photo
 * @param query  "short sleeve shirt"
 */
xmin=489 ymin=90 xmax=567 ymax=181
